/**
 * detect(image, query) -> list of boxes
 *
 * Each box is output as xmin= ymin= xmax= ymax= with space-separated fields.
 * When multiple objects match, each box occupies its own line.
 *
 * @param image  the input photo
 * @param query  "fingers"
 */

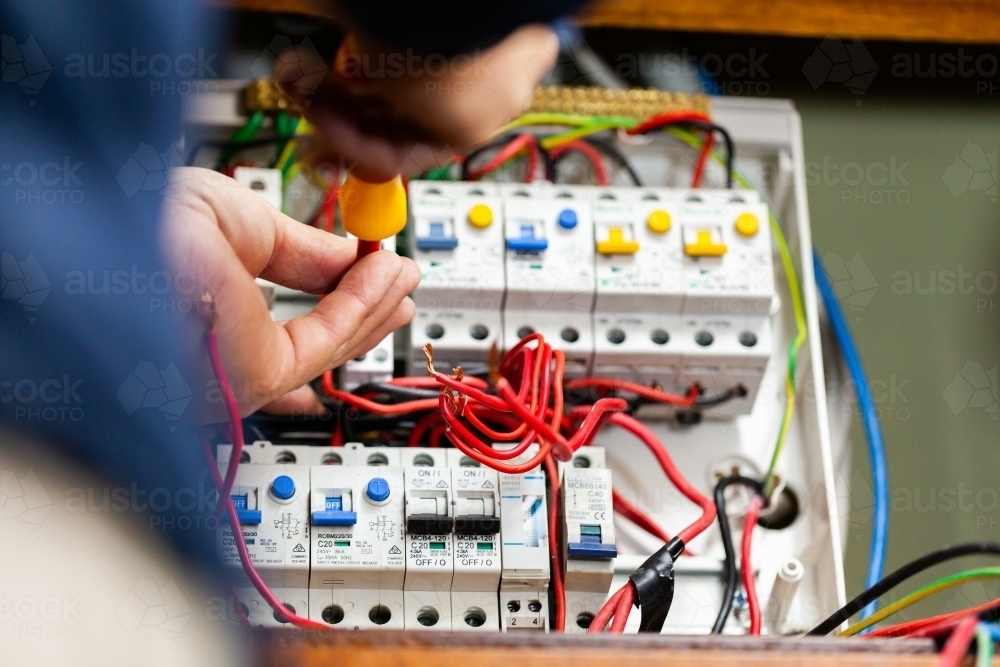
xmin=166 ymin=167 xmax=359 ymax=294
xmin=300 ymin=24 xmax=558 ymax=178
xmin=281 ymin=250 xmax=420 ymax=388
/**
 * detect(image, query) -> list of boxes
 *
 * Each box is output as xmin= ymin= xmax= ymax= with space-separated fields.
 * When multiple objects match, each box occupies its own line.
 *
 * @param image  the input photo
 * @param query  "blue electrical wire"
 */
xmin=813 ymin=252 xmax=889 ymax=622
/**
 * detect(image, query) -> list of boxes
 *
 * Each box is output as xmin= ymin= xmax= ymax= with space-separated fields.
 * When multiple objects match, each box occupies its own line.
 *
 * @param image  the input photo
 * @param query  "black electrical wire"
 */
xmin=460 ymin=132 xmax=554 ymax=182
xmin=694 ymin=385 xmax=748 ymax=409
xmin=630 ymin=119 xmax=735 ymax=189
xmin=579 ymin=137 xmax=644 ymax=186
xmin=711 ymin=475 xmax=765 ymax=634
xmin=807 ymin=542 xmax=1000 ymax=636
xmin=350 ymin=382 xmax=440 ymax=402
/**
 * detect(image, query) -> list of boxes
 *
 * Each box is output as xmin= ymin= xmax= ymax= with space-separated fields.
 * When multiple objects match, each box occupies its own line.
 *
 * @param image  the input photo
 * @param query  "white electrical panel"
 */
xmin=501 ymin=183 xmax=596 ymax=376
xmin=308 ymin=465 xmax=405 ymax=629
xmin=217 ymin=463 xmax=309 ymax=626
xmin=184 ymin=89 xmax=850 ymax=638
xmin=407 ymin=182 xmax=776 ymax=413
xmin=217 ymin=443 xmax=569 ymax=633
xmin=409 ymin=182 xmax=505 ymax=374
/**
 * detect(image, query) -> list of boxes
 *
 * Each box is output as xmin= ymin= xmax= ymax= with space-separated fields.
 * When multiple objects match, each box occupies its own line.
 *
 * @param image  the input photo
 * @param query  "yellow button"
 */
xmin=646 ymin=209 xmax=672 ymax=234
xmin=596 ymin=227 xmax=640 ymax=255
xmin=684 ymin=229 xmax=727 ymax=257
xmin=467 ymin=203 xmax=493 ymax=229
xmin=735 ymin=212 xmax=760 ymax=237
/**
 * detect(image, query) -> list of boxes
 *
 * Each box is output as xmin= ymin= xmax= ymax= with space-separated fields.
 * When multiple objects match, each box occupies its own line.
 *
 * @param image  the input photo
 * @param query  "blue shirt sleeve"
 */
xmin=1 ymin=0 xmax=222 ymax=571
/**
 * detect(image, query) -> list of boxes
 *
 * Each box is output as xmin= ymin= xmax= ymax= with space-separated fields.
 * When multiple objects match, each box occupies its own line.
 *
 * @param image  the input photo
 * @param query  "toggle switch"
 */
xmin=596 ymin=226 xmax=640 ymax=255
xmin=416 ymin=219 xmax=459 ymax=250
xmin=312 ymin=493 xmax=357 ymax=525
xmin=684 ymin=227 xmax=727 ymax=257
xmin=507 ymin=221 xmax=548 ymax=251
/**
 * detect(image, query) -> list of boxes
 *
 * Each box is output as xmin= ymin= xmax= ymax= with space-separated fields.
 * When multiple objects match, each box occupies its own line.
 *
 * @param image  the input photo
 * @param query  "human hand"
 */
xmin=293 ymin=24 xmax=559 ymax=179
xmin=161 ymin=167 xmax=419 ymax=417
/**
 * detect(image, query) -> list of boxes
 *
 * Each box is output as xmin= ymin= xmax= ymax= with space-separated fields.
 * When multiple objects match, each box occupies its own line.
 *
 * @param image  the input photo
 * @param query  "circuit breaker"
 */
xmin=403 ymin=466 xmax=454 ymax=630
xmin=498 ymin=447 xmax=550 ymax=632
xmin=675 ymin=191 xmax=774 ymax=414
xmin=501 ymin=183 xmax=596 ymax=376
xmin=409 ymin=182 xmax=505 ymax=375
xmin=309 ymin=465 xmax=405 ymax=628
xmin=561 ymin=465 xmax=616 ymax=634
xmin=592 ymin=187 xmax=686 ymax=394
xmin=451 ymin=465 xmax=502 ymax=632
xmin=217 ymin=463 xmax=309 ymax=626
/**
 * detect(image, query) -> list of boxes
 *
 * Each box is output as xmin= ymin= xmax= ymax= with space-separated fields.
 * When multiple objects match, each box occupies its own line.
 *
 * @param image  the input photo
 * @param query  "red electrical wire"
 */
xmin=936 ymin=615 xmax=979 ymax=667
xmin=626 ymin=111 xmax=712 ymax=136
xmin=691 ymin=131 xmax=714 ymax=188
xmin=328 ymin=421 xmax=343 ymax=447
xmin=390 ymin=375 xmax=489 ymax=390
xmin=564 ymin=377 xmax=699 ymax=408
xmin=612 ymin=490 xmax=671 ymax=544
xmin=208 ymin=328 xmax=243 ymax=505
xmin=407 ymin=411 xmax=441 ymax=447
xmin=741 ymin=496 xmax=763 ymax=635
xmin=549 ymin=140 xmax=609 ymax=186
xmin=589 ymin=586 xmax=625 ymax=633
xmin=607 ymin=413 xmax=716 ymax=544
xmin=610 ymin=581 xmax=637 ymax=633
xmin=466 ymin=133 xmax=539 ymax=182
xmin=866 ymin=596 xmax=1000 ymax=638
xmin=321 ymin=370 xmax=438 ymax=414
xmin=543 ymin=455 xmax=566 ymax=631
xmin=204 ymin=328 xmax=327 ymax=631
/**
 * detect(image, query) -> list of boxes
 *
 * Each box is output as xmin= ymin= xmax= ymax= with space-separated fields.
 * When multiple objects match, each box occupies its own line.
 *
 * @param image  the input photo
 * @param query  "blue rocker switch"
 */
xmin=416 ymin=220 xmax=459 ymax=250
xmin=229 ymin=494 xmax=262 ymax=525
xmin=567 ymin=524 xmax=617 ymax=559
xmin=506 ymin=222 xmax=548 ymax=251
xmin=311 ymin=494 xmax=357 ymax=525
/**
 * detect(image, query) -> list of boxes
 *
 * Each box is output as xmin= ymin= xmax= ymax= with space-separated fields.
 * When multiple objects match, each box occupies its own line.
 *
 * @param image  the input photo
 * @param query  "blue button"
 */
xmin=366 ymin=477 xmax=391 ymax=503
xmin=558 ymin=209 xmax=578 ymax=230
xmin=271 ymin=475 xmax=296 ymax=500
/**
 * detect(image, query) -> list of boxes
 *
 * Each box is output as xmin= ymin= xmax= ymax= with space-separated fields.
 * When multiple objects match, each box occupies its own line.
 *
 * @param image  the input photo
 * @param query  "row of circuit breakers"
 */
xmin=216 ymin=441 xmax=615 ymax=632
xmin=356 ymin=181 xmax=776 ymax=416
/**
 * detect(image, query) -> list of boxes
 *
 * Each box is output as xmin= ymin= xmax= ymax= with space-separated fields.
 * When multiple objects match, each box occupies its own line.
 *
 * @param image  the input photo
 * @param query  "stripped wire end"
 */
xmin=487 ymin=341 xmax=501 ymax=387
xmin=423 ymin=342 xmax=436 ymax=377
